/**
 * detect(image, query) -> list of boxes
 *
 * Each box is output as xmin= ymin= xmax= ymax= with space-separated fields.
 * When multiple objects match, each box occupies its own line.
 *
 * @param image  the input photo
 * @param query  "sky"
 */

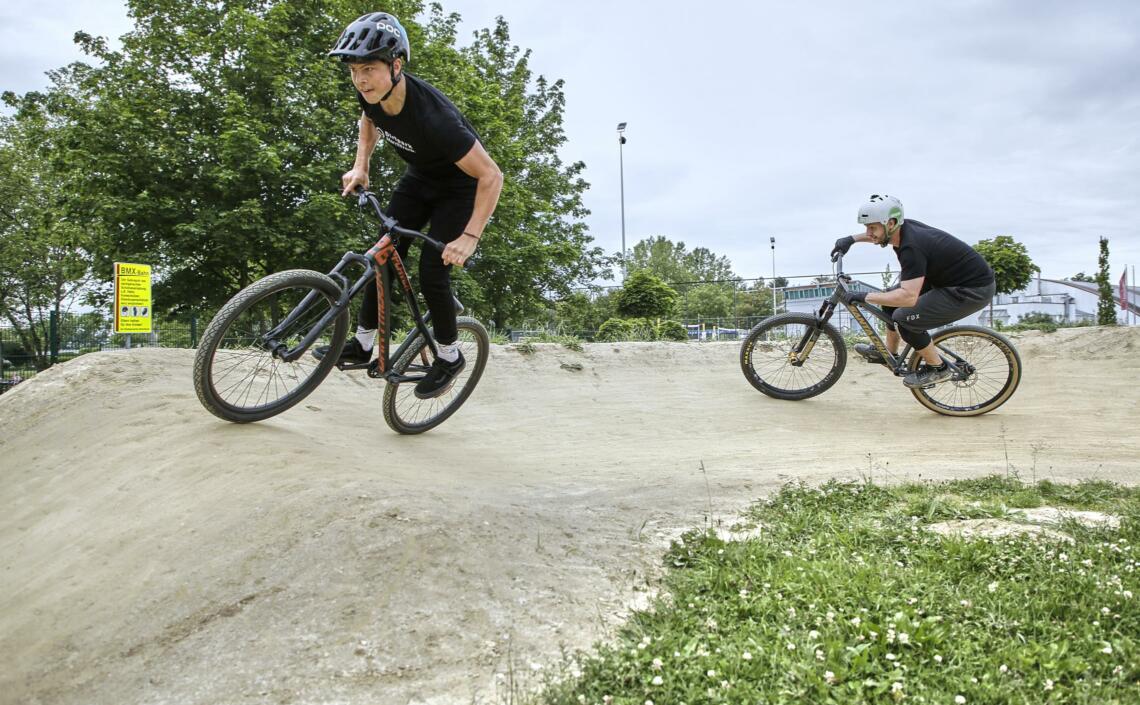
xmin=3 ymin=0 xmax=1139 ymax=285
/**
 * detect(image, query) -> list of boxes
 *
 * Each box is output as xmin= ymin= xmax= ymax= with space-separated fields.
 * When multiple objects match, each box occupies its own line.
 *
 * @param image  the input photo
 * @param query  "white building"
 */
xmin=972 ymin=277 xmax=1138 ymax=327
xmin=780 ymin=276 xmax=1139 ymax=330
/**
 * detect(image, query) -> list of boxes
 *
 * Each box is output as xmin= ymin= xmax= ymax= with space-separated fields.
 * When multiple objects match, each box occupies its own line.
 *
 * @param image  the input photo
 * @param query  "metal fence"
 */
xmin=0 ymin=312 xmax=200 ymax=392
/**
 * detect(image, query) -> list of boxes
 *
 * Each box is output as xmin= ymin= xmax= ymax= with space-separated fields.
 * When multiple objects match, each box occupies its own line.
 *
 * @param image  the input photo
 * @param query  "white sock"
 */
xmin=437 ymin=342 xmax=460 ymax=363
xmin=355 ymin=327 xmax=376 ymax=351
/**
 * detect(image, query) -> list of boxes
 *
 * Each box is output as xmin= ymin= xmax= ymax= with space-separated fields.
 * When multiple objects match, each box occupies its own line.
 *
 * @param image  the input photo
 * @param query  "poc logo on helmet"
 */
xmin=377 ymin=23 xmax=401 ymax=36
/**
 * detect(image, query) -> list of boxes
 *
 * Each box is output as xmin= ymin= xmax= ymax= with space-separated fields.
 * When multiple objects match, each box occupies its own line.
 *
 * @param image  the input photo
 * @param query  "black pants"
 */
xmin=882 ymin=281 xmax=996 ymax=349
xmin=359 ymin=174 xmax=476 ymax=345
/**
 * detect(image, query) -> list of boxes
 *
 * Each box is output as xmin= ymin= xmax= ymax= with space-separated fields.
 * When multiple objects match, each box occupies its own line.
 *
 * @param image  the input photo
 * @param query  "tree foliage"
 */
xmin=7 ymin=0 xmax=605 ymax=329
xmin=628 ymin=235 xmax=735 ymax=284
xmin=0 ymin=87 xmax=97 ymax=367
xmin=974 ymin=235 xmax=1037 ymax=323
xmin=615 ymin=269 xmax=677 ymax=318
xmin=1096 ymin=237 xmax=1116 ymax=326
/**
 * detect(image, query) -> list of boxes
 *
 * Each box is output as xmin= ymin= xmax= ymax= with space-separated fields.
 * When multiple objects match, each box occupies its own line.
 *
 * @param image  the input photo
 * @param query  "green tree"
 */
xmin=1070 ymin=272 xmax=1095 ymax=283
xmin=1096 ymin=237 xmax=1116 ymax=326
xmin=680 ymin=283 xmax=734 ymax=319
xmin=627 ymin=235 xmax=736 ymax=285
xmin=974 ymin=235 xmax=1038 ymax=323
xmin=615 ymin=269 xmax=677 ymax=318
xmin=27 ymin=0 xmax=604 ymax=328
xmin=0 ymin=88 xmax=97 ymax=368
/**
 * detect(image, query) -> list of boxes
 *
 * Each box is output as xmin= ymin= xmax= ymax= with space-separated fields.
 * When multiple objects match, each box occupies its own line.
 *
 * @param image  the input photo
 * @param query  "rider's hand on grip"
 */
xmin=831 ymin=235 xmax=855 ymax=260
xmin=342 ymin=168 xmax=369 ymax=198
xmin=846 ymin=290 xmax=868 ymax=304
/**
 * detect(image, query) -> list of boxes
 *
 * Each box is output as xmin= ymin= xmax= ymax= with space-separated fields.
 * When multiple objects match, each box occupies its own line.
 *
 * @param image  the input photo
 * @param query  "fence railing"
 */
xmin=1 ymin=312 xmax=200 ymax=390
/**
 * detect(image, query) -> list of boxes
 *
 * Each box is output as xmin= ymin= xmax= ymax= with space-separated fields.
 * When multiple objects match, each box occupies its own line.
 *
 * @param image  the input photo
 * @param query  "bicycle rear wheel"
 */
xmin=908 ymin=325 xmax=1021 ymax=416
xmin=194 ymin=269 xmax=349 ymax=423
xmin=382 ymin=316 xmax=490 ymax=434
xmin=740 ymin=313 xmax=847 ymax=400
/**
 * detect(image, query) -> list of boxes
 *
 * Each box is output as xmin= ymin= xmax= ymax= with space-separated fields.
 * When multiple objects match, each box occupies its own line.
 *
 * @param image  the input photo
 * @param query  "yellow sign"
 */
xmin=114 ymin=262 xmax=153 ymax=334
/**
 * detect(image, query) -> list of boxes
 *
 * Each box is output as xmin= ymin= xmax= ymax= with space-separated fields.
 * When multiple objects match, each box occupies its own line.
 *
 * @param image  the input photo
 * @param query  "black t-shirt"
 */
xmin=894 ymin=220 xmax=995 ymax=292
xmin=357 ymin=73 xmax=479 ymax=184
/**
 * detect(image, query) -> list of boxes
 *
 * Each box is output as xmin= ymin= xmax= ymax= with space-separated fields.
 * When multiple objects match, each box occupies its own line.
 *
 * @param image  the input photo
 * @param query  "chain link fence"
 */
xmin=0 ymin=312 xmax=201 ymax=393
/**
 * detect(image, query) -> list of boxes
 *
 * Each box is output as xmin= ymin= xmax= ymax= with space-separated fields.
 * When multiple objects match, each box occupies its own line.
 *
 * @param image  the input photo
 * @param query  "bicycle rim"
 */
xmin=196 ymin=271 xmax=347 ymax=422
xmin=910 ymin=327 xmax=1021 ymax=416
xmin=741 ymin=314 xmax=846 ymax=400
xmin=382 ymin=317 xmax=489 ymax=434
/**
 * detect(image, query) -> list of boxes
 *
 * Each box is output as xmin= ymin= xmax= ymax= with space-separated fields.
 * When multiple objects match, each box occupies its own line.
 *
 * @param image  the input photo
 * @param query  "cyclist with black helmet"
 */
xmin=319 ymin=12 xmax=503 ymax=399
xmin=831 ymin=195 xmax=996 ymax=388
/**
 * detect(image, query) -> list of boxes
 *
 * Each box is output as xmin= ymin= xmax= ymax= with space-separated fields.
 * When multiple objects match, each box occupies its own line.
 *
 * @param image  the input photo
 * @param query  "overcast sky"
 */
xmin=3 ymin=0 xmax=1138 ymax=284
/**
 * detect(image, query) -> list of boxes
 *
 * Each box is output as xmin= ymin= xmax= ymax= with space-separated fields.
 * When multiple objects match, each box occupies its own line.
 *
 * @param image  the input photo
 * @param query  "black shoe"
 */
xmin=313 ymin=337 xmax=372 ymax=364
xmin=903 ymin=363 xmax=953 ymax=389
xmin=854 ymin=343 xmax=889 ymax=365
xmin=414 ymin=351 xmax=465 ymax=399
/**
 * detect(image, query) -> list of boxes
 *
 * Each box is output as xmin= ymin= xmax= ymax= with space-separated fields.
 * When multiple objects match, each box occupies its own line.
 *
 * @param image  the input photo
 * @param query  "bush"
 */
xmin=596 ymin=318 xmax=633 ymax=342
xmin=596 ymin=317 xmax=657 ymax=341
xmin=655 ymin=319 xmax=688 ymax=341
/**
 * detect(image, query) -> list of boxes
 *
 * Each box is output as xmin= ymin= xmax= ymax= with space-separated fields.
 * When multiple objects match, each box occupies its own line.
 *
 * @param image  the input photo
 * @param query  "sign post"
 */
xmin=114 ymin=263 xmax=153 ymax=337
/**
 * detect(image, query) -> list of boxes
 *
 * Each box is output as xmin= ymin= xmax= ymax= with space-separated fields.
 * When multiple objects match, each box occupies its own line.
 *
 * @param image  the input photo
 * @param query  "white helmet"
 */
xmin=857 ymin=195 xmax=904 ymax=247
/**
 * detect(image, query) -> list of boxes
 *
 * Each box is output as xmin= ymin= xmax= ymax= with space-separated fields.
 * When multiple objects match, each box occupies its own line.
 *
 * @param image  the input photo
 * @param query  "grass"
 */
xmin=537 ymin=478 xmax=1139 ymax=705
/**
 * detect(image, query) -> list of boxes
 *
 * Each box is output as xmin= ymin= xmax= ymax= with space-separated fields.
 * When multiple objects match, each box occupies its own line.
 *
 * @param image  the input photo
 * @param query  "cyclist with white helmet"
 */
xmin=320 ymin=12 xmax=503 ymax=399
xmin=831 ymin=195 xmax=996 ymax=388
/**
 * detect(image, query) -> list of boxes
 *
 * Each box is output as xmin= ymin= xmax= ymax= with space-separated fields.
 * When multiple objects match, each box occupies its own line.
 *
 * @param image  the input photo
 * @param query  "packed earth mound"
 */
xmin=2 ymin=327 xmax=1137 ymax=704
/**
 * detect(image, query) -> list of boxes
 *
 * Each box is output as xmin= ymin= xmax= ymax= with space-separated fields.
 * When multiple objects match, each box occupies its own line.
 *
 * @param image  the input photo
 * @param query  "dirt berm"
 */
xmin=1 ymin=326 xmax=1136 ymax=704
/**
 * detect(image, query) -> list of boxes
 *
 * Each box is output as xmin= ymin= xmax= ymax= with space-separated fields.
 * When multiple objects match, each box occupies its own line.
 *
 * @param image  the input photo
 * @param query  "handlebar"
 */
xmin=354 ymin=186 xmax=449 ymax=254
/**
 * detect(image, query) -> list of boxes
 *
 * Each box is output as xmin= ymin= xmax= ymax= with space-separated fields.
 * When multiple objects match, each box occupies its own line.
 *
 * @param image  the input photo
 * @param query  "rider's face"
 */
xmin=865 ymin=223 xmax=887 ymax=244
xmin=349 ymin=60 xmax=399 ymax=103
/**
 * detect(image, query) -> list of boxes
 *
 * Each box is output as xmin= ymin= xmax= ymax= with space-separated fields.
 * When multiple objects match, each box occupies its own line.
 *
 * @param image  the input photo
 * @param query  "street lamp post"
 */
xmin=770 ymin=237 xmax=777 ymax=316
xmin=617 ymin=122 xmax=627 ymax=281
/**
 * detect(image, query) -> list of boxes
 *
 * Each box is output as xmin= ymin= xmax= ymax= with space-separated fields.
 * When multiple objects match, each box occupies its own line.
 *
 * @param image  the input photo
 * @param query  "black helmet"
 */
xmin=329 ymin=13 xmax=410 ymax=64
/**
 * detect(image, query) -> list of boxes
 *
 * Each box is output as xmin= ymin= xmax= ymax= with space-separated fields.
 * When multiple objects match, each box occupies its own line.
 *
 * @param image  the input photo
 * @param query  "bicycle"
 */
xmin=739 ymin=253 xmax=1021 ymax=416
xmin=193 ymin=188 xmax=490 ymax=434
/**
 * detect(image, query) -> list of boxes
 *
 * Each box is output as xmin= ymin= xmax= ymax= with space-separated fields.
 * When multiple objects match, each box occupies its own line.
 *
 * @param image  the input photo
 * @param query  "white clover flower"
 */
xmin=739 ymin=589 xmax=749 ymax=598
xmin=652 ymin=658 xmax=663 ymax=670
xmin=578 ymin=696 xmax=586 ymax=704
xmin=645 ymin=700 xmax=654 ymax=705
xmin=851 ymin=616 xmax=862 ymax=627
xmin=742 ymin=651 xmax=753 ymax=661
xmin=898 ymin=632 xmax=910 ymax=645
xmin=886 ymin=653 xmax=897 ymax=661
xmin=1113 ymin=665 xmax=1124 ymax=676
xmin=934 ymin=654 xmax=943 ymax=663
xmin=1124 ymin=590 xmax=1133 ymax=599
xmin=1102 ymin=644 xmax=1114 ymax=654
xmin=892 ymin=682 xmax=904 ymax=693
xmin=815 ymin=649 xmax=825 ymax=661
xmin=717 ymin=549 xmax=724 ymax=555
xmin=999 ymin=664 xmax=1008 ymax=674
xmin=824 ymin=670 xmax=836 ymax=684
xmin=988 ymin=581 xmax=998 ymax=593
xmin=707 ymin=669 xmax=717 ymax=678
xmin=809 ymin=629 xmax=820 ymax=640
xmin=960 ymin=599 xmax=972 ymax=608
xmin=787 ymin=642 xmax=796 ymax=650
xmin=651 ymin=675 xmax=663 ymax=686
xmin=955 ymin=695 xmax=966 ymax=704
xmin=1044 ymin=679 xmax=1054 ymax=691
xmin=782 ymin=550 xmax=793 ymax=557
xmin=827 ymin=611 xmax=836 ymax=622
xmin=603 ymin=697 xmax=613 ymax=705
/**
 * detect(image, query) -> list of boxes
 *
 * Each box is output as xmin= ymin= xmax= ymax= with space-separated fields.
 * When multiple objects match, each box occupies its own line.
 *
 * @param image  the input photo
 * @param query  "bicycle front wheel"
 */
xmin=740 ymin=313 xmax=847 ymax=400
xmin=194 ymin=269 xmax=349 ymax=423
xmin=908 ymin=325 xmax=1022 ymax=417
xmin=382 ymin=316 xmax=490 ymax=434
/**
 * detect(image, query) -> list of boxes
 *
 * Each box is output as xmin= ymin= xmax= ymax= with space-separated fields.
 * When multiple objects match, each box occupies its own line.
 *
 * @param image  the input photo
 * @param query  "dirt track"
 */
xmin=1 ymin=326 xmax=1136 ymax=705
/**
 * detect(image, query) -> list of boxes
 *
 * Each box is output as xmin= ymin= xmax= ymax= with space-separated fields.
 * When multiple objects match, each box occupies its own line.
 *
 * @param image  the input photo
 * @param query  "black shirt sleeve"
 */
xmin=898 ymin=245 xmax=928 ymax=282
xmin=427 ymin=108 xmax=477 ymax=164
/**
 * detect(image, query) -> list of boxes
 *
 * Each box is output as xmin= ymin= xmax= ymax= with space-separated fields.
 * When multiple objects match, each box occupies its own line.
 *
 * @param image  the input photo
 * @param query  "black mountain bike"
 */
xmin=739 ymin=253 xmax=1021 ymax=416
xmin=193 ymin=188 xmax=489 ymax=434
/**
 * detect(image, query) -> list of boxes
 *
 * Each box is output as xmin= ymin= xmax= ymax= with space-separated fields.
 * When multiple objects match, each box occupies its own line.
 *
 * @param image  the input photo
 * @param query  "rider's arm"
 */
xmin=454 ymin=140 xmax=503 ymax=240
xmin=867 ymin=277 xmax=923 ymax=308
xmin=353 ymin=112 xmax=380 ymax=173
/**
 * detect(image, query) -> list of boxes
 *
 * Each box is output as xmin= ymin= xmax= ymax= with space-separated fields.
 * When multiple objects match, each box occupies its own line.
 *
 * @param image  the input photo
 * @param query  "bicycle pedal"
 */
xmin=337 ymin=361 xmax=372 ymax=371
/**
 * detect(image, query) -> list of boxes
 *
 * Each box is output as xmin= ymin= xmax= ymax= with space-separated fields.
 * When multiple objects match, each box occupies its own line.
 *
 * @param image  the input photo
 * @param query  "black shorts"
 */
xmin=882 ymin=281 xmax=996 ymax=349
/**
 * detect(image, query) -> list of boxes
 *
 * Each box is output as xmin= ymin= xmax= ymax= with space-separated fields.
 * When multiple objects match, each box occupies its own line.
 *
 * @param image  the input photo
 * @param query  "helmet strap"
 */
xmin=379 ymin=61 xmax=402 ymax=103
